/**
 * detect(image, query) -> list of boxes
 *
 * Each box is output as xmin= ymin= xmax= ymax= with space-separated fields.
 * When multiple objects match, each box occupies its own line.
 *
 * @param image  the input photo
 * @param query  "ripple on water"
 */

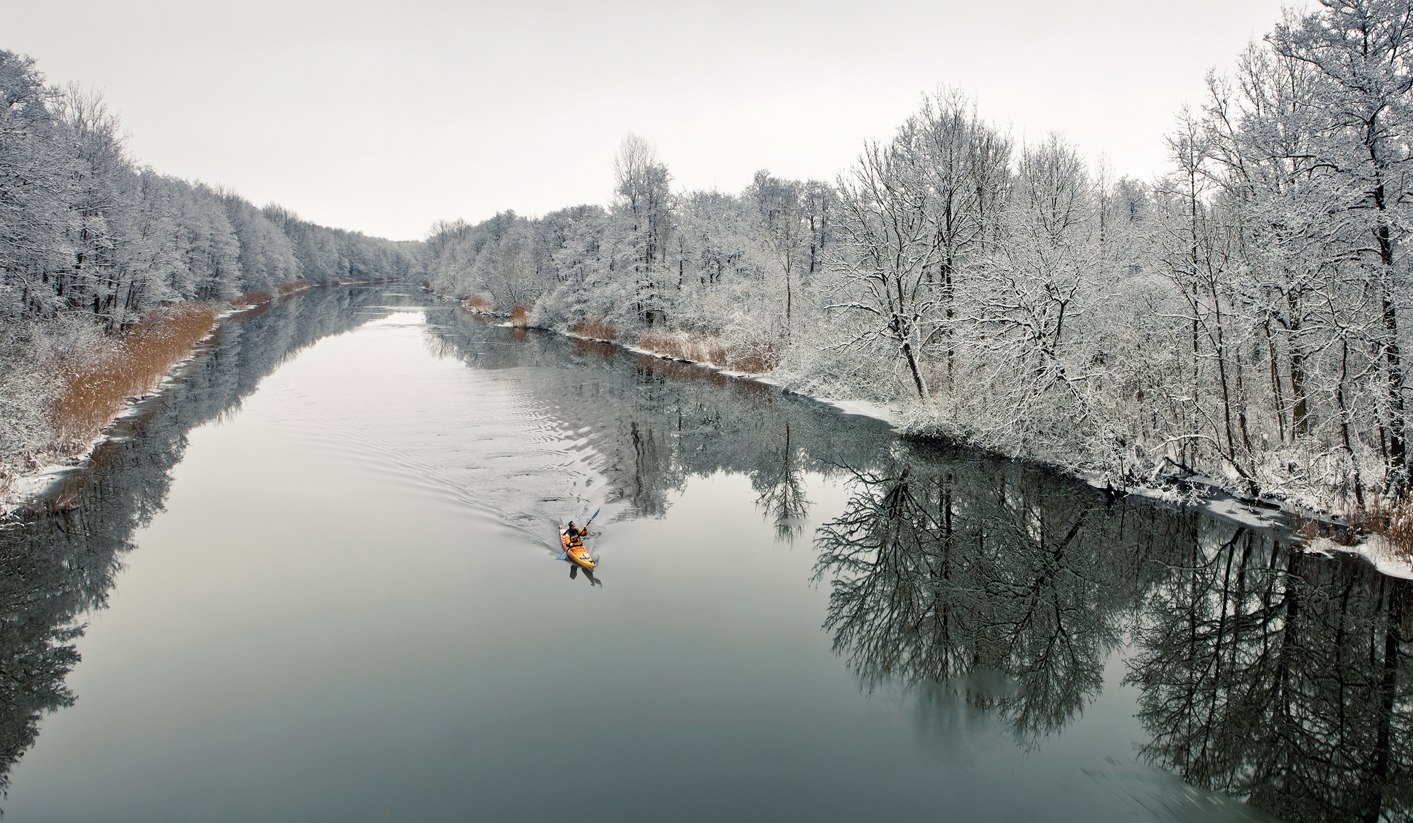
xmin=266 ymin=312 xmax=608 ymax=554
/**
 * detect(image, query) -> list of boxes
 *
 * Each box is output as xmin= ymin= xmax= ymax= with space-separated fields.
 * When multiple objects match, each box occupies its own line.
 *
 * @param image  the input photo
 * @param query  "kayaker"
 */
xmin=566 ymin=520 xmax=587 ymax=539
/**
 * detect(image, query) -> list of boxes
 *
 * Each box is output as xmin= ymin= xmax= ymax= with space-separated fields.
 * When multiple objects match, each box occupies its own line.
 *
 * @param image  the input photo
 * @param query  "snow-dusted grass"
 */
xmin=0 ymin=322 xmax=71 ymax=500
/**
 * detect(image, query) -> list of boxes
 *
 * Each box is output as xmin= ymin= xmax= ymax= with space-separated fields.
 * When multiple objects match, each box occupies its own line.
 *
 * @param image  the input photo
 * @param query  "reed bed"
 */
xmin=637 ymin=332 xmax=724 ymax=366
xmin=571 ymin=319 xmax=619 ymax=342
xmin=53 ymin=303 xmax=218 ymax=447
xmin=635 ymin=331 xmax=780 ymax=374
xmin=1350 ymin=500 xmax=1413 ymax=559
xmin=725 ymin=342 xmax=781 ymax=374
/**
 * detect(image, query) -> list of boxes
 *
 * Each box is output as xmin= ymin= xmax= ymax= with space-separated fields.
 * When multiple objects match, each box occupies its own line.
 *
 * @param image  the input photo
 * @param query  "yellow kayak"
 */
xmin=560 ymin=529 xmax=596 ymax=570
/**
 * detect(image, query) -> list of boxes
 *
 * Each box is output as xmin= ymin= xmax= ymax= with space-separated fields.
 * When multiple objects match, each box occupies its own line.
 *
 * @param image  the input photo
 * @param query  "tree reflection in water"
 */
xmin=752 ymin=422 xmax=811 ymax=543
xmin=813 ymin=446 xmax=1126 ymax=743
xmin=814 ymin=440 xmax=1413 ymax=820
xmin=1126 ymin=529 xmax=1412 ymax=822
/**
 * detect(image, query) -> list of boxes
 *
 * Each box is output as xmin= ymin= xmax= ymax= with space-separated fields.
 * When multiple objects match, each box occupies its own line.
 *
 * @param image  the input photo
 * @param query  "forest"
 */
xmin=0 ymin=50 xmax=419 ymax=498
xmin=423 ymin=0 xmax=1413 ymax=520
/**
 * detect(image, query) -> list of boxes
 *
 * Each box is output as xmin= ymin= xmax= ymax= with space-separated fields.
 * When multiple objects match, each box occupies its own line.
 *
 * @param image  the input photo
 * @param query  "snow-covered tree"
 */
xmin=611 ymin=134 xmax=674 ymax=327
xmin=1272 ymin=0 xmax=1413 ymax=499
xmin=831 ymin=118 xmax=948 ymax=399
xmin=0 ymin=52 xmax=71 ymax=321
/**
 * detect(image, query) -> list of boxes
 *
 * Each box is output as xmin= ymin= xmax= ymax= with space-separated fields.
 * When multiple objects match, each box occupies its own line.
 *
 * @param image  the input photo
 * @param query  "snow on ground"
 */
xmin=4 ymin=465 xmax=78 ymax=509
xmin=806 ymin=397 xmax=900 ymax=427
xmin=1195 ymin=490 xmax=1288 ymax=531
xmin=1305 ymin=534 xmax=1413 ymax=581
xmin=0 ymin=388 xmax=167 ymax=518
xmin=1122 ymin=474 xmax=1413 ymax=579
xmin=2 ymin=447 xmax=99 ymax=520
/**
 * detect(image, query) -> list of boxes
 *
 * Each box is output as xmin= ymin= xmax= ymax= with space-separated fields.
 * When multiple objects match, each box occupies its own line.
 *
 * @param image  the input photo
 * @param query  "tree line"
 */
xmin=423 ymin=0 xmax=1413 ymax=514
xmin=1 ymin=50 xmax=418 ymax=327
xmin=0 ymin=49 xmax=420 ymax=490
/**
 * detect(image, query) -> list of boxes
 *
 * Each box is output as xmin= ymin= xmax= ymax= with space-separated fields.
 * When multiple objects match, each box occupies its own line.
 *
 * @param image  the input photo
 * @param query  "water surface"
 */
xmin=1 ymin=286 xmax=1408 ymax=821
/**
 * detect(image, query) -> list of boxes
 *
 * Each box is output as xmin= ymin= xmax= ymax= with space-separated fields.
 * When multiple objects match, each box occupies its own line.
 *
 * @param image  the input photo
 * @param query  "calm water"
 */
xmin=1 ymin=286 xmax=1408 ymax=821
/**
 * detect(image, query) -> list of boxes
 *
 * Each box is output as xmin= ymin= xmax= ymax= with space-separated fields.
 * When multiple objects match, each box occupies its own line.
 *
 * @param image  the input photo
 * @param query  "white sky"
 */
xmin=10 ymin=0 xmax=1300 ymax=241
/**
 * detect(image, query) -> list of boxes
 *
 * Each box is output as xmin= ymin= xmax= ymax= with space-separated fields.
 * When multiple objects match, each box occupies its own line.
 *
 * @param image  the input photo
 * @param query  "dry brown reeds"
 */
xmin=1388 ymin=504 xmax=1413 ymax=555
xmin=702 ymin=342 xmax=730 ymax=366
xmin=636 ymin=332 xmax=726 ymax=367
xmin=1348 ymin=499 xmax=1413 ymax=558
xmin=635 ymin=331 xmax=689 ymax=360
xmin=53 ymin=303 xmax=218 ymax=447
xmin=634 ymin=331 xmax=780 ymax=374
xmin=726 ymin=342 xmax=781 ymax=374
xmin=1295 ymin=517 xmax=1323 ymax=542
xmin=510 ymin=306 xmax=530 ymax=328
xmin=572 ymin=319 xmax=618 ymax=341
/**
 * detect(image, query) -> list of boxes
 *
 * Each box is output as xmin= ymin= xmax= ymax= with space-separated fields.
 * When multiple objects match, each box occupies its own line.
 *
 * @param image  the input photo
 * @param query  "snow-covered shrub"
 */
xmin=0 ymin=316 xmax=104 ymax=488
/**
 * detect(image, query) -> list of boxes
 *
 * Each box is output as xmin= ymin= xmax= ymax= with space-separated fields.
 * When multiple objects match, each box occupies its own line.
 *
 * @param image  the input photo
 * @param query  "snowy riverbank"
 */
xmin=551 ymin=320 xmax=1413 ymax=582
xmin=0 ymin=326 xmax=219 ymax=522
xmin=0 ymin=285 xmax=357 ymax=521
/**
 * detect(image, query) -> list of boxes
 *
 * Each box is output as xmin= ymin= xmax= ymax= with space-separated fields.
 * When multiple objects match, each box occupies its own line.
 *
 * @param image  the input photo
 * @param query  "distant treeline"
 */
xmin=423 ymin=0 xmax=1413 ymax=515
xmin=0 ymin=50 xmax=417 ymax=327
xmin=0 ymin=49 xmax=419 ymax=493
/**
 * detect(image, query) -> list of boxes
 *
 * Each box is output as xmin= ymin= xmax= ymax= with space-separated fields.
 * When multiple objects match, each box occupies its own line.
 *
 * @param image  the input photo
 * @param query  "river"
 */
xmin=0 ymin=285 xmax=1408 ymax=822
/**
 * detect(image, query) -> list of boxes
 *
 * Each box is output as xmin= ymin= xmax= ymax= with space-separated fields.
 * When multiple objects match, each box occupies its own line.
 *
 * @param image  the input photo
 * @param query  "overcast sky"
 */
xmin=11 ymin=0 xmax=1299 ymax=241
